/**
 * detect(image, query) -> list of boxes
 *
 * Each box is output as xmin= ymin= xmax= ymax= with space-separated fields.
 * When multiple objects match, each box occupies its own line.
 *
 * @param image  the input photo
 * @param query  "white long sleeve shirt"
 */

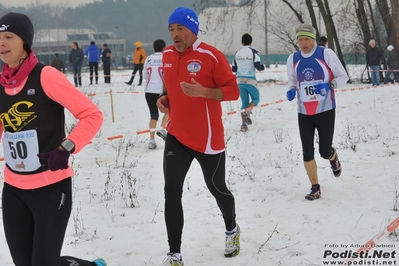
xmin=286 ymin=45 xmax=348 ymax=115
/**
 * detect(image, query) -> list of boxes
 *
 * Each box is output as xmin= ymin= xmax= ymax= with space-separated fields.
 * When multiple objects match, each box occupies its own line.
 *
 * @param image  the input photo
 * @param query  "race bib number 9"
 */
xmin=299 ymin=80 xmax=325 ymax=102
xmin=2 ymin=129 xmax=41 ymax=172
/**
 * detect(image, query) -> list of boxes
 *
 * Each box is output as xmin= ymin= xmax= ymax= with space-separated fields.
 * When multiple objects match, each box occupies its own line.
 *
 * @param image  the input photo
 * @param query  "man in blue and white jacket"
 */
xmin=232 ymin=33 xmax=265 ymax=131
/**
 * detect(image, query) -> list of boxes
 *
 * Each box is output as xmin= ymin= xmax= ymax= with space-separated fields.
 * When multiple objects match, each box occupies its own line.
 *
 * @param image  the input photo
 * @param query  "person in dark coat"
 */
xmin=51 ymin=53 xmax=65 ymax=73
xmin=101 ymin=43 xmax=111 ymax=83
xmin=383 ymin=45 xmax=399 ymax=84
xmin=69 ymin=41 xmax=84 ymax=86
xmin=365 ymin=39 xmax=383 ymax=86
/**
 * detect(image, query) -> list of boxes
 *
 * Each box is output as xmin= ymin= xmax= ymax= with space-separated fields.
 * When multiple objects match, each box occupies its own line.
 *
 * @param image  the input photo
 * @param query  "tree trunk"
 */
xmin=391 ymin=0 xmax=399 ymax=71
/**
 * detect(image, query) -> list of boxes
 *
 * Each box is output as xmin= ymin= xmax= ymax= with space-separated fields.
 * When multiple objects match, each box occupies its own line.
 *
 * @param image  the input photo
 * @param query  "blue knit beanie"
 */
xmin=168 ymin=7 xmax=199 ymax=35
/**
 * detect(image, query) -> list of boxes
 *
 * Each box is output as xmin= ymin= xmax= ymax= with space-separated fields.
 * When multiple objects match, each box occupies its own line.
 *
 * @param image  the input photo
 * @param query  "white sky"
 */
xmin=0 ymin=0 xmax=96 ymax=8
xmin=0 ymin=66 xmax=398 ymax=265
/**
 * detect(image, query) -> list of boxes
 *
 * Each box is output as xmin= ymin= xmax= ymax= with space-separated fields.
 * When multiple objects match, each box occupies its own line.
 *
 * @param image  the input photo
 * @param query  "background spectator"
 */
xmin=383 ymin=45 xmax=399 ymax=84
xmin=101 ymin=43 xmax=112 ymax=83
xmin=125 ymin=41 xmax=146 ymax=86
xmin=51 ymin=53 xmax=65 ymax=73
xmin=85 ymin=41 xmax=101 ymax=85
xmin=365 ymin=39 xmax=383 ymax=86
xmin=318 ymin=36 xmax=328 ymax=47
xmin=69 ymin=41 xmax=84 ymax=87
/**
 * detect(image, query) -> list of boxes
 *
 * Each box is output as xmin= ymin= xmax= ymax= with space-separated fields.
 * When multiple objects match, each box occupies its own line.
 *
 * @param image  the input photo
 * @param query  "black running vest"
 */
xmin=0 ymin=64 xmax=65 ymax=174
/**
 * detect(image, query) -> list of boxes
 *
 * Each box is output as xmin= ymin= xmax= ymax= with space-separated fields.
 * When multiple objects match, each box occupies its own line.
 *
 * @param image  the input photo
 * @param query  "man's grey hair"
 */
xmin=296 ymin=23 xmax=316 ymax=35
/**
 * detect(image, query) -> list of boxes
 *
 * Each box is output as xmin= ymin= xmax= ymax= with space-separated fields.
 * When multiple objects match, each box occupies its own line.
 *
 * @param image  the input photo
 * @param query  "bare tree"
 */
xmin=376 ymin=0 xmax=393 ymax=44
xmin=194 ymin=0 xmax=398 ymax=83
xmin=393 ymin=0 xmax=399 ymax=49
xmin=281 ymin=0 xmax=305 ymax=24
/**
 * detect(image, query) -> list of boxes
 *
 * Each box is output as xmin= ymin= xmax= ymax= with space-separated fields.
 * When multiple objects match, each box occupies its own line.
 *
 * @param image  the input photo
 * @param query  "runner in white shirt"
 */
xmin=143 ymin=39 xmax=169 ymax=149
xmin=232 ymin=33 xmax=265 ymax=132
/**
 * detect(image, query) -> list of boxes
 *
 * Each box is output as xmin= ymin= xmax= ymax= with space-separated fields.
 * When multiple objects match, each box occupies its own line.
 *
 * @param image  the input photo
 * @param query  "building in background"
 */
xmin=32 ymin=28 xmax=127 ymax=66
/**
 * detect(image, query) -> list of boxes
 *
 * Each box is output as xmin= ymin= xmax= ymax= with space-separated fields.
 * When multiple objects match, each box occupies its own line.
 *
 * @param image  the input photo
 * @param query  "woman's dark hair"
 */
xmin=23 ymin=42 xmax=31 ymax=53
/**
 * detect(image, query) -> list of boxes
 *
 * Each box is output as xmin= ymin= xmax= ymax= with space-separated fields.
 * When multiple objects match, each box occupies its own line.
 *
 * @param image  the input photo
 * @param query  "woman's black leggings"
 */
xmin=2 ymin=178 xmax=96 ymax=266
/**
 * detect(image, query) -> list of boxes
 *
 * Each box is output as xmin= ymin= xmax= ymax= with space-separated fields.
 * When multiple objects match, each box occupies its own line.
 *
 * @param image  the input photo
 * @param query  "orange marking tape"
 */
xmin=107 ymin=135 xmax=123 ymax=140
xmin=136 ymin=129 xmax=151 ymax=134
xmin=0 ymin=83 xmax=393 ymax=163
xmin=227 ymin=98 xmax=285 ymax=116
xmin=109 ymin=91 xmax=140 ymax=94
xmin=136 ymin=126 xmax=165 ymax=135
xmin=344 ymin=216 xmax=399 ymax=265
xmin=225 ymin=83 xmax=397 ymax=118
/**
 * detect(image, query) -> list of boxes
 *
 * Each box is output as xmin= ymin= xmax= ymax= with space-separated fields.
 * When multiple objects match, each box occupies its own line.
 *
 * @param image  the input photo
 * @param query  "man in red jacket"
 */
xmin=157 ymin=6 xmax=240 ymax=266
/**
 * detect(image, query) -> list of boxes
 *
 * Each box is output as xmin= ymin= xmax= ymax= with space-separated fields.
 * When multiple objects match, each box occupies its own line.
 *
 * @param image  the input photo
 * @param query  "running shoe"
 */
xmin=148 ymin=142 xmax=157 ymax=150
xmin=329 ymin=147 xmax=342 ymax=177
xmin=162 ymin=253 xmax=184 ymax=266
xmin=157 ymin=129 xmax=167 ymax=141
xmin=241 ymin=111 xmax=252 ymax=125
xmin=224 ymin=224 xmax=240 ymax=257
xmin=305 ymin=184 xmax=321 ymax=200
xmin=92 ymin=258 xmax=107 ymax=266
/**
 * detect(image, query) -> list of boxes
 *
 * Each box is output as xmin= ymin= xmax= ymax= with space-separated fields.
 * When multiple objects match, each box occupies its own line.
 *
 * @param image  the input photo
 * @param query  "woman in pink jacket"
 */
xmin=0 ymin=12 xmax=106 ymax=266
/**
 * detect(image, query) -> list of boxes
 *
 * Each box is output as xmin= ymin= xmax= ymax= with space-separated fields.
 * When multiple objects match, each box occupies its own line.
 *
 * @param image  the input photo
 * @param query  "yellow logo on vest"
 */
xmin=0 ymin=101 xmax=36 ymax=132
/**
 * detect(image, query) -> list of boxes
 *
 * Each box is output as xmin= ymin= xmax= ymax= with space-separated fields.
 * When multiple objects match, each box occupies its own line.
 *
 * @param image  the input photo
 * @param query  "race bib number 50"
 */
xmin=2 ymin=129 xmax=41 ymax=172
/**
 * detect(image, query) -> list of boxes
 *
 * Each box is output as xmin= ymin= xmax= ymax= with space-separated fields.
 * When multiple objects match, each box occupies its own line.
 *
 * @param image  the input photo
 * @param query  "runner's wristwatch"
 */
xmin=61 ymin=139 xmax=75 ymax=153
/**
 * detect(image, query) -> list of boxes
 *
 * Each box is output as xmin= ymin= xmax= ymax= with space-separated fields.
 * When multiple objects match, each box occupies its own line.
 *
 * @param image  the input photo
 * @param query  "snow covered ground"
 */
xmin=0 ymin=65 xmax=398 ymax=266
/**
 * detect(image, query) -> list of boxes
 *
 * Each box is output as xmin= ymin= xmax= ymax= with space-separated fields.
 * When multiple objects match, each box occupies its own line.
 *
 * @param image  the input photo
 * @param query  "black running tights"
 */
xmin=2 ymin=178 xmax=96 ymax=266
xmin=163 ymin=134 xmax=237 ymax=253
xmin=298 ymin=109 xmax=335 ymax=161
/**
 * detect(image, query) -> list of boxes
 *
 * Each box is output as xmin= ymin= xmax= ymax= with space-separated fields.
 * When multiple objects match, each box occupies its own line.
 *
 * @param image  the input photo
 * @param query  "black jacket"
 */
xmin=366 ymin=46 xmax=382 ymax=66
xmin=69 ymin=48 xmax=84 ymax=66
xmin=387 ymin=50 xmax=399 ymax=70
xmin=102 ymin=48 xmax=111 ymax=64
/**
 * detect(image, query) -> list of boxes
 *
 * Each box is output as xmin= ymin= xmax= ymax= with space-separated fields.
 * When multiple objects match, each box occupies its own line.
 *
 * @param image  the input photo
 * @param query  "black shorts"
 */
xmin=298 ymin=109 xmax=335 ymax=161
xmin=145 ymin=92 xmax=160 ymax=120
